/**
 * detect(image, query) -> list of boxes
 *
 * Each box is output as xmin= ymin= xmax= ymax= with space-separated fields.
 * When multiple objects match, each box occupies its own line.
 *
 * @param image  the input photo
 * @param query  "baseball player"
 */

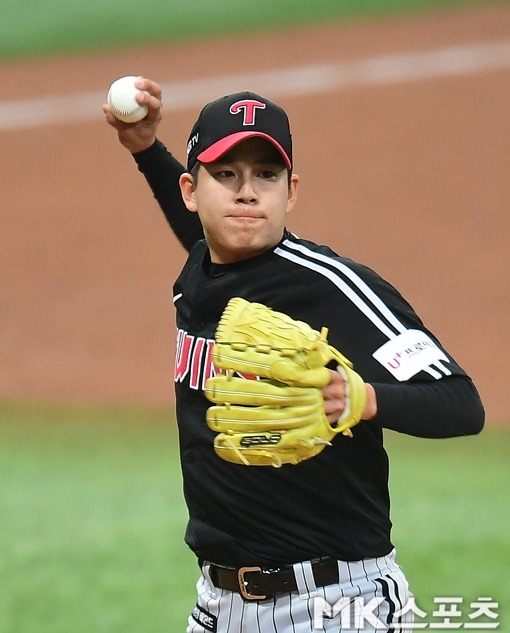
xmin=104 ymin=79 xmax=484 ymax=632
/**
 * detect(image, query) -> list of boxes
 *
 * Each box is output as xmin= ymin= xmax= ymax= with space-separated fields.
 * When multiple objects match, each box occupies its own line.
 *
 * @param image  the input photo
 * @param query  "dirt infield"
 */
xmin=1 ymin=5 xmax=509 ymax=422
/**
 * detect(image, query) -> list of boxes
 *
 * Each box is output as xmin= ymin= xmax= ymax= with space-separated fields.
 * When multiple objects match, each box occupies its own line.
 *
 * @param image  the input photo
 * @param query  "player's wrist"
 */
xmin=123 ymin=134 xmax=157 ymax=155
xmin=362 ymin=383 xmax=378 ymax=420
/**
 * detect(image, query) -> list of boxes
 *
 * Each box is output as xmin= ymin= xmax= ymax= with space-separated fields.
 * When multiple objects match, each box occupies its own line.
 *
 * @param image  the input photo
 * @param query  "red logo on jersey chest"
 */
xmin=174 ymin=329 xmax=258 ymax=390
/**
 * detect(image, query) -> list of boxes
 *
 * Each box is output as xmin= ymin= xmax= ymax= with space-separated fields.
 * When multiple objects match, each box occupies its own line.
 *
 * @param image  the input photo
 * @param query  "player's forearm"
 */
xmin=371 ymin=374 xmax=485 ymax=438
xmin=133 ymin=139 xmax=205 ymax=252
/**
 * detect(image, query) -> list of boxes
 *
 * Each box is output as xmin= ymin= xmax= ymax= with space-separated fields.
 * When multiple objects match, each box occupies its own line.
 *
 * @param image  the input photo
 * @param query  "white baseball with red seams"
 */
xmin=107 ymin=75 xmax=148 ymax=123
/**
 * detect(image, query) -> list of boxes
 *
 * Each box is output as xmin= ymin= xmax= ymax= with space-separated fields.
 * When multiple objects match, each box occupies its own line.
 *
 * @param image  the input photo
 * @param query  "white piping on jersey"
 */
xmin=281 ymin=241 xmax=409 ymax=334
xmin=433 ymin=360 xmax=452 ymax=375
xmin=275 ymin=240 xmax=451 ymax=379
xmin=277 ymin=246 xmax=396 ymax=339
xmin=173 ymin=292 xmax=183 ymax=304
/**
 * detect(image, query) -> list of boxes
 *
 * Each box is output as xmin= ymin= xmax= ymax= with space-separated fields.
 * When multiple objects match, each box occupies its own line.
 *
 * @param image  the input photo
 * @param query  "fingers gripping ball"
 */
xmin=107 ymin=75 xmax=148 ymax=123
xmin=204 ymin=297 xmax=367 ymax=467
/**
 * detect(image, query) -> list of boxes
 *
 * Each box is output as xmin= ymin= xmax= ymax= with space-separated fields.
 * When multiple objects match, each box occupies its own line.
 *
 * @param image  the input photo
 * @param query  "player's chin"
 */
xmin=223 ymin=239 xmax=270 ymax=262
xmin=226 ymin=226 xmax=265 ymax=247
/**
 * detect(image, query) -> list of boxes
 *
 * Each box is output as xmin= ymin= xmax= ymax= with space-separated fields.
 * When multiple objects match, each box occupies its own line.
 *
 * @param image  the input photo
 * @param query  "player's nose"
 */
xmin=236 ymin=178 xmax=258 ymax=203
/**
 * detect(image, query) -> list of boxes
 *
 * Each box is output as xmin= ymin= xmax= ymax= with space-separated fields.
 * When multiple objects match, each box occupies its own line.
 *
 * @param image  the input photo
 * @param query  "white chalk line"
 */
xmin=2 ymin=39 xmax=510 ymax=132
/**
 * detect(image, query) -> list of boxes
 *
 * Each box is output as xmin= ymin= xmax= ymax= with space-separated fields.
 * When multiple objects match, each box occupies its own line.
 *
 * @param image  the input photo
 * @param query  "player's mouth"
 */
xmin=226 ymin=214 xmax=265 ymax=225
xmin=226 ymin=210 xmax=265 ymax=219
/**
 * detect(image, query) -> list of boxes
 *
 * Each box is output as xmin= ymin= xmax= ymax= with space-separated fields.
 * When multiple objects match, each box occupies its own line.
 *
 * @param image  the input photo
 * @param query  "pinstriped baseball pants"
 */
xmin=186 ymin=549 xmax=414 ymax=632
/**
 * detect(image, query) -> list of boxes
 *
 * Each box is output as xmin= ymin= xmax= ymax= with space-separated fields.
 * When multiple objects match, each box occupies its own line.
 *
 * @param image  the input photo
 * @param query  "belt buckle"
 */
xmin=237 ymin=566 xmax=266 ymax=601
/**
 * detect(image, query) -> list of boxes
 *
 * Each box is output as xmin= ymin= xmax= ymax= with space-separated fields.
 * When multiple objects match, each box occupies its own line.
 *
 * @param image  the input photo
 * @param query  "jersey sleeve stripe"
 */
xmin=431 ymin=360 xmax=452 ymax=376
xmin=275 ymin=246 xmax=397 ymax=338
xmin=280 ymin=240 xmax=409 ymax=334
xmin=276 ymin=239 xmax=450 ymax=380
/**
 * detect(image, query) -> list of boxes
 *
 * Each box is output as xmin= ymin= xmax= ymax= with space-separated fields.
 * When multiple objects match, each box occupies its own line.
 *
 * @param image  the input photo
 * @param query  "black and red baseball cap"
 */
xmin=186 ymin=91 xmax=293 ymax=172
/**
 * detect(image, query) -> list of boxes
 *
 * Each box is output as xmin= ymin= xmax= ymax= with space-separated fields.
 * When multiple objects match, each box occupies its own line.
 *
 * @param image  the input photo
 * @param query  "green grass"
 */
xmin=0 ymin=0 xmax=492 ymax=61
xmin=0 ymin=401 xmax=197 ymax=633
xmin=0 ymin=400 xmax=507 ymax=632
xmin=385 ymin=429 xmax=509 ymax=628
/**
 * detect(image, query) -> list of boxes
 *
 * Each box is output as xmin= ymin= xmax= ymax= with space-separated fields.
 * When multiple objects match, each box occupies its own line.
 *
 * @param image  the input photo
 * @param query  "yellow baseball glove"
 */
xmin=204 ymin=297 xmax=367 ymax=467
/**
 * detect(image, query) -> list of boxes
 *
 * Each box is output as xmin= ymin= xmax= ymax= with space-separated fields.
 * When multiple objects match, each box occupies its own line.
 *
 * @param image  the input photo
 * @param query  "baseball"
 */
xmin=107 ymin=75 xmax=148 ymax=123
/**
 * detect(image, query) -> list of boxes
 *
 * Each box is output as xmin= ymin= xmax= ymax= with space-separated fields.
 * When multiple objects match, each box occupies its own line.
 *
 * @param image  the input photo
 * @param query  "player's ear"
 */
xmin=286 ymin=173 xmax=299 ymax=214
xmin=179 ymin=172 xmax=198 ymax=213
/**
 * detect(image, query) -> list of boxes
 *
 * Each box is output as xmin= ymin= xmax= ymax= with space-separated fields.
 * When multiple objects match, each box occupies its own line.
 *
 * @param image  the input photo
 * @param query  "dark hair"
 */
xmin=189 ymin=161 xmax=201 ymax=183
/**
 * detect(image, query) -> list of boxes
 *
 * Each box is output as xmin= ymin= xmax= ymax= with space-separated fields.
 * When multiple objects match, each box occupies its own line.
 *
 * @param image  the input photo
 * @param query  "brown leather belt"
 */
xmin=209 ymin=557 xmax=339 ymax=601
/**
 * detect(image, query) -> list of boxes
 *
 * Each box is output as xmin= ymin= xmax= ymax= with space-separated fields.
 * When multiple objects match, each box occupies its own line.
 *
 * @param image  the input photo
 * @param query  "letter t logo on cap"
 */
xmin=229 ymin=100 xmax=266 ymax=126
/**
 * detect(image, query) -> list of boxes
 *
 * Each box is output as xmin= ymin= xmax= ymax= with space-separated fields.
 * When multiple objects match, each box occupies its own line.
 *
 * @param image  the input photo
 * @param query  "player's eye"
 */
xmin=259 ymin=169 xmax=277 ymax=180
xmin=214 ymin=169 xmax=235 ymax=179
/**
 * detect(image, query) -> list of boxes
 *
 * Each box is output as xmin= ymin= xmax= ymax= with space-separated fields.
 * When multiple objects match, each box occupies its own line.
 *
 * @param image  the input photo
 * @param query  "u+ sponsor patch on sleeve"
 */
xmin=372 ymin=329 xmax=449 ymax=381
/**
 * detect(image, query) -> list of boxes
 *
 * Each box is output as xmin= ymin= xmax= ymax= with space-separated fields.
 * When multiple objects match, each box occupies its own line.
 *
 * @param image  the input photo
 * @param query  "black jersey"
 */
xmin=134 ymin=140 xmax=483 ymax=567
xmin=172 ymin=231 xmax=478 ymax=567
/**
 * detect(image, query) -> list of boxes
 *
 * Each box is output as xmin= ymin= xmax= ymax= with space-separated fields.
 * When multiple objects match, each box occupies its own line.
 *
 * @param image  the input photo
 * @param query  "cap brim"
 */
xmin=197 ymin=131 xmax=292 ymax=170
